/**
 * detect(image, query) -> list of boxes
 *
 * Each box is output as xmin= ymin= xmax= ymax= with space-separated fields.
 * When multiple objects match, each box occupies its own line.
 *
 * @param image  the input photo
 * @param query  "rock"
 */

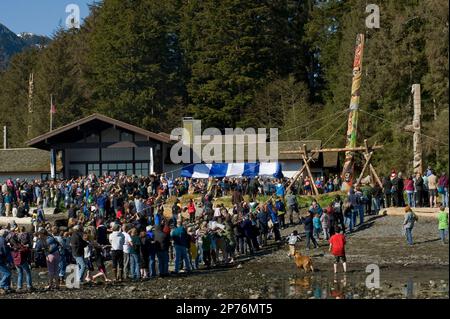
xmin=307 ymin=290 xmax=312 ymax=295
xmin=38 ymin=272 xmax=47 ymax=277
xmin=440 ymin=280 xmax=446 ymax=284
xmin=247 ymin=272 xmax=253 ymax=276
xmin=249 ymin=294 xmax=259 ymax=299
xmin=429 ymin=280 xmax=437 ymax=288
xmin=353 ymin=294 xmax=359 ymax=299
xmin=217 ymin=293 xmax=223 ymax=298
xmin=163 ymin=295 xmax=167 ymax=299
xmin=125 ymin=286 xmax=136 ymax=293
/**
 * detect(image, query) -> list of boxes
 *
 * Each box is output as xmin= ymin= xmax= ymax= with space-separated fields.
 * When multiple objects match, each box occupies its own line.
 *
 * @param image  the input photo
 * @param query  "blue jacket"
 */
xmin=0 ymin=237 xmax=10 ymax=263
xmin=267 ymin=203 xmax=278 ymax=223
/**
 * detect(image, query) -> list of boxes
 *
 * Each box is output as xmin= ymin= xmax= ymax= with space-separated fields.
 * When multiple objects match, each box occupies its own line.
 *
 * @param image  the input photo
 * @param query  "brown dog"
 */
xmin=294 ymin=252 xmax=314 ymax=272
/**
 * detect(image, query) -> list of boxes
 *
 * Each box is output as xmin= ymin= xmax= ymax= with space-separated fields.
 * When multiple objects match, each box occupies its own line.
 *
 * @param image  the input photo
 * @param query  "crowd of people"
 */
xmin=0 ymin=166 xmax=448 ymax=295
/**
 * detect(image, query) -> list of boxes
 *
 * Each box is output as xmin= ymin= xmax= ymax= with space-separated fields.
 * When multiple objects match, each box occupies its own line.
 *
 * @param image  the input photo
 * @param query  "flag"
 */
xmin=50 ymin=103 xmax=56 ymax=114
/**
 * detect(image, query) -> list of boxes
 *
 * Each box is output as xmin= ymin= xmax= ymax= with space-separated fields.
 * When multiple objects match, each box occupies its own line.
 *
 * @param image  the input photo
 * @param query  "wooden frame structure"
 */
xmin=281 ymin=140 xmax=384 ymax=194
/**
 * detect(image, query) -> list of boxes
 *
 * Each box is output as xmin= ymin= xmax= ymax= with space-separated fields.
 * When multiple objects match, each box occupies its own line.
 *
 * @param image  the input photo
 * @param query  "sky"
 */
xmin=0 ymin=0 xmax=97 ymax=36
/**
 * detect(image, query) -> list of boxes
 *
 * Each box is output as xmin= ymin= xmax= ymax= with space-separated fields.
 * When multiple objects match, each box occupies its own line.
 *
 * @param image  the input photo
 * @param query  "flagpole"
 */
xmin=50 ymin=94 xmax=53 ymax=132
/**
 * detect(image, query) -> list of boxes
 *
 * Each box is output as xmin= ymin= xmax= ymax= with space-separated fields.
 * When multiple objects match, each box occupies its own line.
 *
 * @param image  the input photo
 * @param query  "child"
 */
xmin=286 ymin=230 xmax=301 ymax=257
xmin=320 ymin=210 xmax=330 ymax=240
xmin=437 ymin=205 xmax=448 ymax=244
xmin=313 ymin=213 xmax=321 ymax=240
xmin=329 ymin=226 xmax=347 ymax=273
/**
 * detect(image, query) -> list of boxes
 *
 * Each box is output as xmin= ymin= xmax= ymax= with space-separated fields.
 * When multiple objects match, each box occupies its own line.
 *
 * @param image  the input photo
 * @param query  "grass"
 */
xmin=165 ymin=191 xmax=346 ymax=209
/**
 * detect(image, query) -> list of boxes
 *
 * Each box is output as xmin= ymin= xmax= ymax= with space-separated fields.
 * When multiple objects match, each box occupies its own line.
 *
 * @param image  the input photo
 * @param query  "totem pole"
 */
xmin=341 ymin=34 xmax=365 ymax=192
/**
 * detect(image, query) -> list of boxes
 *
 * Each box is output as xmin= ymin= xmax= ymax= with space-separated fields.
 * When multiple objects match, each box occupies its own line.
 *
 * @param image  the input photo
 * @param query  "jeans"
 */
xmin=441 ymin=188 xmax=449 ymax=208
xmin=129 ymin=253 xmax=140 ymax=279
xmin=156 ymin=250 xmax=169 ymax=276
xmin=174 ymin=245 xmax=191 ymax=273
xmin=344 ymin=216 xmax=353 ymax=232
xmin=372 ymin=197 xmax=380 ymax=214
xmin=405 ymin=227 xmax=413 ymax=245
xmin=74 ymin=256 xmax=86 ymax=283
xmin=16 ymin=263 xmax=33 ymax=289
xmin=0 ymin=203 xmax=4 ymax=216
xmin=439 ymin=228 xmax=448 ymax=243
xmin=305 ymin=231 xmax=318 ymax=249
xmin=351 ymin=209 xmax=358 ymax=227
xmin=149 ymin=251 xmax=157 ymax=277
xmin=58 ymin=254 xmax=67 ymax=278
xmin=358 ymin=206 xmax=364 ymax=225
xmin=406 ymin=191 xmax=415 ymax=208
xmin=0 ymin=262 xmax=11 ymax=290
xmin=123 ymin=253 xmax=130 ymax=278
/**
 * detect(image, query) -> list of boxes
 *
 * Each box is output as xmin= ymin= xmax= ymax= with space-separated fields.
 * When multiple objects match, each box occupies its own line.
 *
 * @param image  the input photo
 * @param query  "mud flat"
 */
xmin=1 ymin=215 xmax=448 ymax=299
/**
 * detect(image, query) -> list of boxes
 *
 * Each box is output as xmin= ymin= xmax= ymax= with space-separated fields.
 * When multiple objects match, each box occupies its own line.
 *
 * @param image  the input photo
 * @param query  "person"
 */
xmin=428 ymin=170 xmax=438 ymax=208
xmin=342 ymin=200 xmax=354 ymax=233
xmin=414 ymin=173 xmax=424 ymax=207
xmin=70 ymin=224 xmax=88 ymax=285
xmin=302 ymin=211 xmax=318 ymax=250
xmin=285 ymin=191 xmax=299 ymax=226
xmin=382 ymin=176 xmax=392 ymax=208
xmin=122 ymin=224 xmax=132 ymax=280
xmin=437 ymin=205 xmax=448 ymax=245
xmin=275 ymin=197 xmax=286 ymax=229
xmin=275 ymin=180 xmax=285 ymax=198
xmin=128 ymin=228 xmax=141 ymax=281
xmin=256 ymin=206 xmax=269 ymax=247
xmin=154 ymin=224 xmax=170 ymax=277
xmin=403 ymin=205 xmax=417 ymax=246
xmin=109 ymin=223 xmax=125 ymax=281
xmin=313 ymin=213 xmax=321 ymax=240
xmin=171 ymin=220 xmax=192 ymax=274
xmin=404 ymin=175 xmax=415 ymax=207
xmin=89 ymin=241 xmax=111 ymax=283
xmin=38 ymin=228 xmax=61 ymax=289
xmin=10 ymin=227 xmax=33 ymax=291
xmin=329 ymin=226 xmax=347 ymax=273
xmin=438 ymin=172 xmax=449 ymax=208
xmin=320 ymin=209 xmax=330 ymax=240
xmin=0 ymin=229 xmax=12 ymax=294
xmin=187 ymin=199 xmax=196 ymax=223
xmin=139 ymin=230 xmax=151 ymax=279
xmin=286 ymin=230 xmax=301 ymax=257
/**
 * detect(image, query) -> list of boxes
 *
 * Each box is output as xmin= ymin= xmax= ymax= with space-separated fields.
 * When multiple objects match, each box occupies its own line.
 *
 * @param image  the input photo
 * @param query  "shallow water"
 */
xmin=267 ymin=268 xmax=449 ymax=299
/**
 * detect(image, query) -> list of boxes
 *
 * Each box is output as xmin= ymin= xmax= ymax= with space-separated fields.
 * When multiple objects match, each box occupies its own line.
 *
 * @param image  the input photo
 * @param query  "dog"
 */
xmin=294 ymin=252 xmax=314 ymax=272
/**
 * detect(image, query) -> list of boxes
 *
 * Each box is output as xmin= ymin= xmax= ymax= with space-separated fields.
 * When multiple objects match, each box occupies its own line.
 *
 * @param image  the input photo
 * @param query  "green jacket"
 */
xmin=438 ymin=211 xmax=449 ymax=230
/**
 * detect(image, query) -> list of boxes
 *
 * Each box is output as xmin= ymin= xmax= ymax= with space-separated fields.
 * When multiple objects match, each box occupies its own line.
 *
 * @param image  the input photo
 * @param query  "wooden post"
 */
xmin=301 ymin=144 xmax=319 ymax=196
xmin=369 ymin=164 xmax=383 ymax=189
xmin=355 ymin=151 xmax=373 ymax=186
xmin=285 ymin=150 xmax=317 ymax=193
xmin=411 ymin=84 xmax=423 ymax=175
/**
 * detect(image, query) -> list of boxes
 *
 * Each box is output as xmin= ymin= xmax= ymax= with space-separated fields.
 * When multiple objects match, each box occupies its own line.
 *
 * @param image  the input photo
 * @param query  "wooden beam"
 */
xmin=355 ymin=151 xmax=373 ymax=186
xmin=280 ymin=145 xmax=383 ymax=154
xmin=369 ymin=164 xmax=383 ymax=189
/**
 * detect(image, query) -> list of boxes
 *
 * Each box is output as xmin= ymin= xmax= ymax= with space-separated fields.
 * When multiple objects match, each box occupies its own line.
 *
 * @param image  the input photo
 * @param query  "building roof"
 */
xmin=0 ymin=148 xmax=63 ymax=173
xmin=27 ymin=113 xmax=171 ymax=150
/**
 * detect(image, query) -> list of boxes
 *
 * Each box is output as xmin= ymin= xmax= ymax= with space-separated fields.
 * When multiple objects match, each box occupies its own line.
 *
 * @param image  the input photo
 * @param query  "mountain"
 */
xmin=0 ymin=23 xmax=50 ymax=69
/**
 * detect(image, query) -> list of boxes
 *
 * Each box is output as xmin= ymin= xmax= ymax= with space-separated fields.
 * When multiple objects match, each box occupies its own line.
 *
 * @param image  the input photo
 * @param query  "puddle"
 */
xmin=266 ymin=269 xmax=449 ymax=299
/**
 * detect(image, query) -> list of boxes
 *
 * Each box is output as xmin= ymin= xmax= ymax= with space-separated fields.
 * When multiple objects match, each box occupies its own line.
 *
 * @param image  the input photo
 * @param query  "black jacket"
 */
xmin=70 ymin=232 xmax=88 ymax=257
xmin=302 ymin=215 xmax=314 ymax=233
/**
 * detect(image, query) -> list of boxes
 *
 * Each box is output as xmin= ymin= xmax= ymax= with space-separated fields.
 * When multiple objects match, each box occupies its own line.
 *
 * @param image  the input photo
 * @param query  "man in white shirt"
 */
xmin=122 ymin=224 xmax=132 ymax=279
xmin=109 ymin=224 xmax=125 ymax=281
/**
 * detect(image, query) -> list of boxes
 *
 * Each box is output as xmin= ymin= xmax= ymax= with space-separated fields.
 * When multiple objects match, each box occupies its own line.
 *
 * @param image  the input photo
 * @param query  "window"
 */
xmin=120 ymin=131 xmax=133 ymax=142
xmin=135 ymin=162 xmax=149 ymax=176
xmin=87 ymin=163 xmax=100 ymax=176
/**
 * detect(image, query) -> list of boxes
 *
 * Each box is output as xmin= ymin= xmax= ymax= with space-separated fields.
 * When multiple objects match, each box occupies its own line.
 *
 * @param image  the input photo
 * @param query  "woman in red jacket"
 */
xmin=187 ymin=199 xmax=196 ymax=223
xmin=404 ymin=175 xmax=415 ymax=207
